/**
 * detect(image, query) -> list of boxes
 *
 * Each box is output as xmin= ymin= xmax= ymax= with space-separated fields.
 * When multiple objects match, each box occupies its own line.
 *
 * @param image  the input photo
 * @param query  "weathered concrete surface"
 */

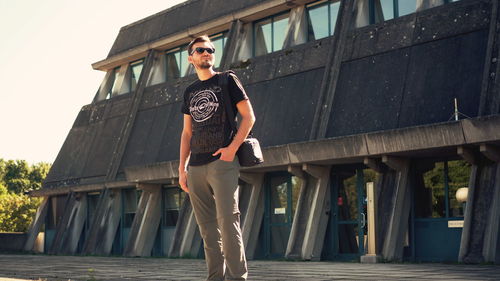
xmin=0 ymin=254 xmax=499 ymax=281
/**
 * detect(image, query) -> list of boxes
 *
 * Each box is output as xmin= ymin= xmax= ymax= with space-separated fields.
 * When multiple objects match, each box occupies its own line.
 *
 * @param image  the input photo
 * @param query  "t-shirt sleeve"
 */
xmin=228 ymin=73 xmax=248 ymax=106
xmin=181 ymin=88 xmax=190 ymax=115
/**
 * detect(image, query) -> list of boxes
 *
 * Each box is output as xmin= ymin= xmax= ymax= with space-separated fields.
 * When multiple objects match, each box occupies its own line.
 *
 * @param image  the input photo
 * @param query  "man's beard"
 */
xmin=198 ymin=61 xmax=213 ymax=69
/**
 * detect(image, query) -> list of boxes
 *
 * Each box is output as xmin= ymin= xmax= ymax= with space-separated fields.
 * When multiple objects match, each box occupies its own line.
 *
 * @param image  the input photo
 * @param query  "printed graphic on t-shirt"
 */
xmin=189 ymin=89 xmax=220 ymax=122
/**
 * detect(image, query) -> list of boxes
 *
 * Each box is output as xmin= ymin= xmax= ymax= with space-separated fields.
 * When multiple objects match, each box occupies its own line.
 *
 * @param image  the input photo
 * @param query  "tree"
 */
xmin=0 ymin=159 xmax=51 ymax=232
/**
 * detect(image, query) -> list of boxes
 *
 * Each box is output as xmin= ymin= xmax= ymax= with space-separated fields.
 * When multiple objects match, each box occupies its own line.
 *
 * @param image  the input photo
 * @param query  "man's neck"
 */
xmin=196 ymin=68 xmax=217 ymax=81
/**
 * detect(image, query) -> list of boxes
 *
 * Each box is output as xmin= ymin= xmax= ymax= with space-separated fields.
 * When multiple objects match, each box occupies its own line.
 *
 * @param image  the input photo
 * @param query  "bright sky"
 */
xmin=0 ymin=0 xmax=186 ymax=164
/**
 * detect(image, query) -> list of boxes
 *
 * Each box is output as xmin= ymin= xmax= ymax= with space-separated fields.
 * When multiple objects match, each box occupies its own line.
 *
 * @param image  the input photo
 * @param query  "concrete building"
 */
xmin=24 ymin=0 xmax=500 ymax=264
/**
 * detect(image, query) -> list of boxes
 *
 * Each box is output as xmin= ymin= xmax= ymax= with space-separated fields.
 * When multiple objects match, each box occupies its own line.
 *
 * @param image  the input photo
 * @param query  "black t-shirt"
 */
xmin=181 ymin=72 xmax=248 ymax=166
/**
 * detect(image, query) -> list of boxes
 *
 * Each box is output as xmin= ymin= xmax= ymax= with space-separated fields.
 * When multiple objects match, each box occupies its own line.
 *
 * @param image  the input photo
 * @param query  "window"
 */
xmin=163 ymin=187 xmax=185 ymax=227
xmin=369 ymin=0 xmax=460 ymax=24
xmin=129 ymin=59 xmax=144 ymax=92
xmin=306 ymin=0 xmax=341 ymax=41
xmin=210 ymin=32 xmax=228 ymax=68
xmin=165 ymin=46 xmax=189 ymax=80
xmin=253 ymin=12 xmax=290 ymax=57
xmin=123 ymin=189 xmax=141 ymax=228
xmin=416 ymin=160 xmax=470 ymax=219
xmin=106 ymin=67 xmax=120 ymax=99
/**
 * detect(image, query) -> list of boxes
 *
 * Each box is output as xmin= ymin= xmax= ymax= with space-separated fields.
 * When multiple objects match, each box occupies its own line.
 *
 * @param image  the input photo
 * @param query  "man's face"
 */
xmin=188 ymin=41 xmax=215 ymax=69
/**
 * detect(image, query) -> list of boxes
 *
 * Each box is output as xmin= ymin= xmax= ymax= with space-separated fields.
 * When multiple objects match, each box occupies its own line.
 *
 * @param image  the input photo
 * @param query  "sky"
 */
xmin=0 ymin=0 xmax=186 ymax=164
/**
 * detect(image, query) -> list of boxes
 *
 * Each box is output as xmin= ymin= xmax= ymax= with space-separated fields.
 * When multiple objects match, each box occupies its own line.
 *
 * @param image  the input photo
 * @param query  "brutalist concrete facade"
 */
xmin=25 ymin=0 xmax=500 ymax=264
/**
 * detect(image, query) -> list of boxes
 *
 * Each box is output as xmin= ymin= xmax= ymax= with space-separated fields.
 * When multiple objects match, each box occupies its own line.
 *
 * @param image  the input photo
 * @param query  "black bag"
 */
xmin=221 ymin=71 xmax=264 ymax=167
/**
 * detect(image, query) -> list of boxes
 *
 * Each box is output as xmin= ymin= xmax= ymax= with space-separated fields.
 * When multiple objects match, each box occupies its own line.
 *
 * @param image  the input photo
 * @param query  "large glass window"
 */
xmin=165 ymin=46 xmax=189 ymax=80
xmin=416 ymin=160 xmax=470 ymax=219
xmin=210 ymin=32 xmax=228 ymax=69
xmin=163 ymin=187 xmax=185 ymax=227
xmin=307 ymin=0 xmax=341 ymax=41
xmin=129 ymin=59 xmax=144 ymax=92
xmin=123 ymin=189 xmax=141 ymax=228
xmin=253 ymin=12 xmax=290 ymax=57
xmin=370 ymin=0 xmax=460 ymax=24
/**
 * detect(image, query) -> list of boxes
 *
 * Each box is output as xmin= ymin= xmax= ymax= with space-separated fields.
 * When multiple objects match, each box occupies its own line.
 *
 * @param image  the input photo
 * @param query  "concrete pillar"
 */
xmin=230 ymin=21 xmax=253 ymax=63
xmin=82 ymin=189 xmax=122 ymax=255
xmin=93 ymin=70 xmax=115 ymax=102
xmin=291 ymin=164 xmax=331 ymax=261
xmin=380 ymin=156 xmax=412 ymax=261
xmin=113 ymin=64 xmax=130 ymax=96
xmin=483 ymin=164 xmax=500 ymax=263
xmin=459 ymin=144 xmax=500 ymax=263
xmin=48 ymin=193 xmax=74 ymax=254
xmin=285 ymin=165 xmax=308 ymax=259
xmin=124 ymin=183 xmax=162 ymax=257
xmin=23 ymin=196 xmax=49 ymax=252
xmin=168 ymin=195 xmax=202 ymax=258
xmin=147 ymin=51 xmax=166 ymax=86
xmin=283 ymin=5 xmax=308 ymax=49
xmin=60 ymin=193 xmax=87 ymax=254
xmin=239 ymin=172 xmax=265 ymax=260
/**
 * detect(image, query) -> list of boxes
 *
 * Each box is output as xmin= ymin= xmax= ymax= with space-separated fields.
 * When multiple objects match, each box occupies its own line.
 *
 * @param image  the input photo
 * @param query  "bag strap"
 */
xmin=220 ymin=70 xmax=238 ymax=133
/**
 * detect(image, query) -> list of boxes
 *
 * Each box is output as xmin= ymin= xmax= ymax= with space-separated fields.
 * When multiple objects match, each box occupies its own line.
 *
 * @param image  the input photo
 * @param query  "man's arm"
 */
xmin=178 ymin=114 xmax=192 ymax=193
xmin=213 ymin=99 xmax=256 ymax=161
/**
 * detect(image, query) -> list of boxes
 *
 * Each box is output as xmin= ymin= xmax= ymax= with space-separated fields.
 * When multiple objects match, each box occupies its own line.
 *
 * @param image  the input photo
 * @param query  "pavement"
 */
xmin=0 ymin=254 xmax=499 ymax=280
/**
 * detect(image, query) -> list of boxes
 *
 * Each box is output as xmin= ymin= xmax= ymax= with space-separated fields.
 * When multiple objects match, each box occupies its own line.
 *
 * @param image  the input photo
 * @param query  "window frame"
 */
xmin=252 ymin=10 xmax=291 ymax=57
xmin=306 ymin=0 xmax=341 ymax=42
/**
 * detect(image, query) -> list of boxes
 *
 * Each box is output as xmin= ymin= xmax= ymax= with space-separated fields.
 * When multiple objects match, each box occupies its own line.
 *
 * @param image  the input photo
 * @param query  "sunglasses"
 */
xmin=191 ymin=47 xmax=215 ymax=55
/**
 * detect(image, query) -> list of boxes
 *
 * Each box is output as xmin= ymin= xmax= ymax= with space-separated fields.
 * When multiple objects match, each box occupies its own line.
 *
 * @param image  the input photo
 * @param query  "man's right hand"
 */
xmin=179 ymin=169 xmax=189 ymax=193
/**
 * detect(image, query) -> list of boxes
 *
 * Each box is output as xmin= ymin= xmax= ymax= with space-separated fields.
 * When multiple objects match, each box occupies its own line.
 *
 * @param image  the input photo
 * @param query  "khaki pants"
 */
xmin=188 ymin=157 xmax=248 ymax=281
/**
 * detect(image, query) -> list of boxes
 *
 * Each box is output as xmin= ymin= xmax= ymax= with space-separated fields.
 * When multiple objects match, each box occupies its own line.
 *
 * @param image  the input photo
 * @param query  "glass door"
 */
xmin=257 ymin=172 xmax=301 ymax=259
xmin=323 ymin=168 xmax=369 ymax=260
xmin=411 ymin=160 xmax=469 ymax=262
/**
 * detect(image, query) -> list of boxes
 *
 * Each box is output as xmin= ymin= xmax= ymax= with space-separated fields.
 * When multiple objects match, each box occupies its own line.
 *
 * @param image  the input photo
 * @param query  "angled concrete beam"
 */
xmin=146 ymin=51 xmax=166 ymax=86
xmin=382 ymin=156 xmax=408 ymax=171
xmin=483 ymin=165 xmax=500 ymax=262
xmin=480 ymin=144 xmax=500 ymax=162
xmin=285 ymin=166 xmax=308 ymax=259
xmin=124 ymin=184 xmax=162 ymax=257
xmin=169 ymin=195 xmax=202 ymax=258
xmin=93 ymin=70 xmax=114 ymax=102
xmin=60 ymin=193 xmax=88 ymax=255
xmin=83 ymin=189 xmax=122 ymax=255
xmin=23 ymin=197 xmax=49 ymax=252
xmin=364 ymin=157 xmax=385 ymax=173
xmin=300 ymin=164 xmax=331 ymax=260
xmin=287 ymin=165 xmax=305 ymax=179
xmin=459 ymin=165 xmax=478 ymax=263
xmin=239 ymin=172 xmax=265 ymax=260
xmin=283 ymin=5 xmax=307 ymax=48
xmin=381 ymin=158 xmax=411 ymax=261
xmin=49 ymin=192 xmax=76 ymax=254
xmin=458 ymin=146 xmax=477 ymax=165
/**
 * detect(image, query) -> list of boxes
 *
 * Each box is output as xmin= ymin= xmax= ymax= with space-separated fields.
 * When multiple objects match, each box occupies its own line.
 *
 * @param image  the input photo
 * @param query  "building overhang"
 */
xmin=31 ymin=114 xmax=500 ymax=197
xmin=91 ymin=0 xmax=312 ymax=71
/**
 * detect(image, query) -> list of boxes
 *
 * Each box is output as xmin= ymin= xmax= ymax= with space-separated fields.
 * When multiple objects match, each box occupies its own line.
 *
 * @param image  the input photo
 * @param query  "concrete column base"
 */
xmin=360 ymin=254 xmax=383 ymax=263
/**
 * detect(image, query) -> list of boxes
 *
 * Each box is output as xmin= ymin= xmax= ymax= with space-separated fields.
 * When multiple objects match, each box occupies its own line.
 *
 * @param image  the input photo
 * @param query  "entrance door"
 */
xmin=411 ymin=160 xmax=469 ymax=262
xmin=256 ymin=172 xmax=300 ymax=259
xmin=323 ymin=168 xmax=368 ymax=260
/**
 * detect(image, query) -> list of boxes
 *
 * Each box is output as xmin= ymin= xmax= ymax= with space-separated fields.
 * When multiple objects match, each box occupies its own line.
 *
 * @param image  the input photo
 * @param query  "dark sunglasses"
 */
xmin=191 ymin=47 xmax=215 ymax=55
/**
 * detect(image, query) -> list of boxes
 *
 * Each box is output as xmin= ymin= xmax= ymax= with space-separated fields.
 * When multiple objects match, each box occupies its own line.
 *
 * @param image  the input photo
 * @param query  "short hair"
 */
xmin=187 ymin=35 xmax=214 ymax=55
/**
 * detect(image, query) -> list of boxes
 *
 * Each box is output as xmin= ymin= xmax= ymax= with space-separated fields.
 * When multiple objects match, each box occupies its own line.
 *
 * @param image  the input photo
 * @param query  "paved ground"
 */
xmin=0 ymin=254 xmax=499 ymax=280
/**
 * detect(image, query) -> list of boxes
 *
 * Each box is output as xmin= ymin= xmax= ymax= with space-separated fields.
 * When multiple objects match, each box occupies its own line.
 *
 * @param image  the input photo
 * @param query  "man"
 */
xmin=178 ymin=35 xmax=255 ymax=281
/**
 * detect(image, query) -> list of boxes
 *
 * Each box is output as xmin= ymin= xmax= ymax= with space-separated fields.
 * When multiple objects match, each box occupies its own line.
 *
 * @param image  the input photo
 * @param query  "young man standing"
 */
xmin=178 ymin=35 xmax=255 ymax=280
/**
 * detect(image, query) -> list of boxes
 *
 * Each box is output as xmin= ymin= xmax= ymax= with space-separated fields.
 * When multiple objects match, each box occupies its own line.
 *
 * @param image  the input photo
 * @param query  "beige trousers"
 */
xmin=188 ymin=157 xmax=248 ymax=281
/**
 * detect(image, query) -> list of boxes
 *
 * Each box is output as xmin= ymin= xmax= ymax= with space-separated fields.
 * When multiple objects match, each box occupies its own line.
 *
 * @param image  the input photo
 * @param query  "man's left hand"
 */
xmin=213 ymin=146 xmax=237 ymax=162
